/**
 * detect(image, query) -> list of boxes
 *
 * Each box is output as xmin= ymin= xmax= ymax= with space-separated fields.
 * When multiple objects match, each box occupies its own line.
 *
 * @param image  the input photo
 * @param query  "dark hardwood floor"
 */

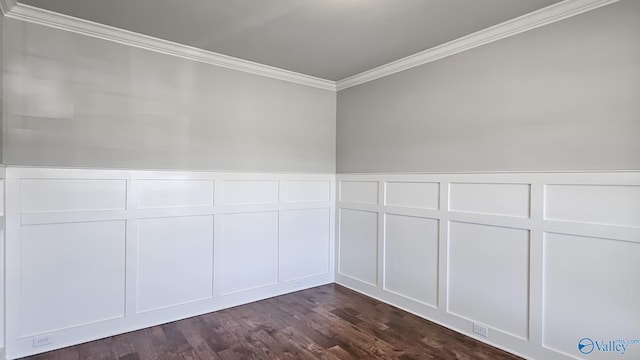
xmin=22 ymin=284 xmax=522 ymax=360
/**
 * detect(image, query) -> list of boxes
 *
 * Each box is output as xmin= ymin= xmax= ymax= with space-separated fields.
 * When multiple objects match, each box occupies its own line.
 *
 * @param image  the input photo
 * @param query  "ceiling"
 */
xmin=19 ymin=0 xmax=563 ymax=81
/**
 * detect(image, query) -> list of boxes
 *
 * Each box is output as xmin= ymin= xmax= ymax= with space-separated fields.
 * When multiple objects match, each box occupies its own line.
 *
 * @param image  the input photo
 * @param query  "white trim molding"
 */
xmin=4 ymin=4 xmax=337 ymax=91
xmin=3 ymin=0 xmax=620 ymax=92
xmin=0 ymin=167 xmax=5 ymax=360
xmin=336 ymin=171 xmax=640 ymax=360
xmin=336 ymin=0 xmax=620 ymax=90
xmin=4 ymin=167 xmax=336 ymax=359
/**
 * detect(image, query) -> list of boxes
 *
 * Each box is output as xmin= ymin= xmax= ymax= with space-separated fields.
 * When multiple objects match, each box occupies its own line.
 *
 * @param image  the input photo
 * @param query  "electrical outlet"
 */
xmin=473 ymin=323 xmax=489 ymax=337
xmin=32 ymin=335 xmax=53 ymax=348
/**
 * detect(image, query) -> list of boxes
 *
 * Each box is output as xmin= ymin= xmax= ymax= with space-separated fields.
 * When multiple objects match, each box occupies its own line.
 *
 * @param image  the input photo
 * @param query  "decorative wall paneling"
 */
xmin=4 ymin=167 xmax=335 ymax=359
xmin=336 ymin=172 xmax=640 ymax=360
xmin=5 ymin=169 xmax=639 ymax=360
xmin=0 ymin=167 xmax=6 ymax=359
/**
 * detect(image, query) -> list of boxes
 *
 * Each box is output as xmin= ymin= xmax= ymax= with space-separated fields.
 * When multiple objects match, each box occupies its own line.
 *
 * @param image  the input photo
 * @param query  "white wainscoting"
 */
xmin=4 ymin=167 xmax=335 ymax=360
xmin=336 ymin=172 xmax=640 ymax=360
xmin=0 ymin=167 xmax=6 ymax=358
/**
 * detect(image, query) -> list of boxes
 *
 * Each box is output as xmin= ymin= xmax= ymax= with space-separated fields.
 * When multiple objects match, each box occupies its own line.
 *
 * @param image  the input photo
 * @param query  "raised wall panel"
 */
xmin=449 ymin=183 xmax=530 ymax=218
xmin=136 ymin=216 xmax=214 ymax=313
xmin=385 ymin=182 xmax=439 ymax=209
xmin=340 ymin=181 xmax=378 ymax=204
xmin=282 ymin=181 xmax=331 ymax=203
xmin=0 ymin=179 xmax=5 ymax=215
xmin=335 ymin=172 xmax=640 ymax=360
xmin=220 ymin=212 xmax=279 ymax=294
xmin=0 ymin=228 xmax=4 ymax=350
xmin=20 ymin=221 xmax=126 ymax=336
xmin=339 ymin=209 xmax=378 ymax=285
xmin=545 ymin=184 xmax=640 ymax=227
xmin=448 ymin=221 xmax=529 ymax=339
xmin=280 ymin=208 xmax=331 ymax=281
xmin=137 ymin=180 xmax=214 ymax=208
xmin=21 ymin=179 xmax=126 ymax=213
xmin=384 ymin=214 xmax=438 ymax=306
xmin=543 ymin=233 xmax=640 ymax=357
xmin=6 ymin=168 xmax=335 ymax=360
xmin=0 ymin=176 xmax=4 ymax=350
xmin=223 ymin=180 xmax=279 ymax=205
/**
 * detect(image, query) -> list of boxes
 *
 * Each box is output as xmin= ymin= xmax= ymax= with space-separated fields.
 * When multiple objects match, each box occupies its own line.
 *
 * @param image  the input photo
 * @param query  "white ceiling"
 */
xmin=19 ymin=0 xmax=563 ymax=81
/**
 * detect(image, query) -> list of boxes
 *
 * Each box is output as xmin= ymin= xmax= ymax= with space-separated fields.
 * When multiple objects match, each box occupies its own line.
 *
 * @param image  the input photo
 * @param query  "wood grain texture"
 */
xmin=21 ymin=284 xmax=522 ymax=360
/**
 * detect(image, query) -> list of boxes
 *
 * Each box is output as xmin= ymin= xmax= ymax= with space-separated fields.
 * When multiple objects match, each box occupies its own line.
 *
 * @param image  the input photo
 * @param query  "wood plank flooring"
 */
xmin=21 ymin=284 xmax=522 ymax=360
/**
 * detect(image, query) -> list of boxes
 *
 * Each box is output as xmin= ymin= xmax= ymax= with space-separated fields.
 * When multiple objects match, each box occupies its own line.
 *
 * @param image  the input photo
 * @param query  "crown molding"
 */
xmin=5 ymin=3 xmax=337 ymax=91
xmin=0 ymin=0 xmax=16 ymax=15
xmin=336 ymin=0 xmax=620 ymax=91
xmin=3 ymin=0 xmax=619 ymax=92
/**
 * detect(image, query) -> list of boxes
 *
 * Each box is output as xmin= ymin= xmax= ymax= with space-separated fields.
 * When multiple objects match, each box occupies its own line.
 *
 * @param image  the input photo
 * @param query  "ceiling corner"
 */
xmin=0 ymin=0 xmax=16 ymax=15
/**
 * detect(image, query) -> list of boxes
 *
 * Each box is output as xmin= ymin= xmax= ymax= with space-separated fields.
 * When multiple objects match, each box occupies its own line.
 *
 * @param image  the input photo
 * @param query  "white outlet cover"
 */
xmin=32 ymin=335 xmax=53 ymax=348
xmin=473 ymin=323 xmax=489 ymax=337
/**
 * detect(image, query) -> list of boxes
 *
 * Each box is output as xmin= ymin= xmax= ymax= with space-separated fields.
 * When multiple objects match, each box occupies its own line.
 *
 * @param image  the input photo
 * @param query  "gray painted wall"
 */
xmin=337 ymin=0 xmax=640 ymax=173
xmin=2 ymin=18 xmax=336 ymax=172
xmin=0 ymin=14 xmax=4 ymax=163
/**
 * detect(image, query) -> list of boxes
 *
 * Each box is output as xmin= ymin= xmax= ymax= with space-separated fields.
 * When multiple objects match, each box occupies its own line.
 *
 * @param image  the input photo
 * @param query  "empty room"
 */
xmin=0 ymin=0 xmax=638 ymax=359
